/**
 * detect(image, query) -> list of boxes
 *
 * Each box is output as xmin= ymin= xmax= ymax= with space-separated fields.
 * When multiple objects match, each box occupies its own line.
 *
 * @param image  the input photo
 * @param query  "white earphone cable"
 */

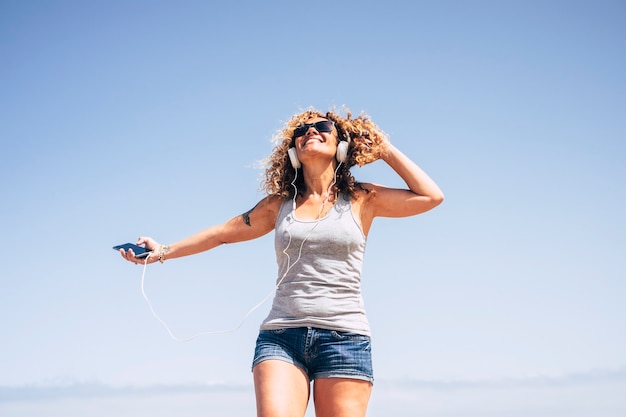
xmin=138 ymin=162 xmax=342 ymax=342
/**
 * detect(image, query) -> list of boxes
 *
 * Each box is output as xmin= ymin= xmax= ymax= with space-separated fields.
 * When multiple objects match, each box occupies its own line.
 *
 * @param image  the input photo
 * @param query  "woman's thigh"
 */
xmin=313 ymin=377 xmax=372 ymax=417
xmin=253 ymin=359 xmax=310 ymax=417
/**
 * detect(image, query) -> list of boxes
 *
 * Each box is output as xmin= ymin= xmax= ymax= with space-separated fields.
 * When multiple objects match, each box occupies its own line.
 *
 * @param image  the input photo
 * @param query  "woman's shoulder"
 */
xmin=259 ymin=194 xmax=286 ymax=209
xmin=257 ymin=194 xmax=292 ymax=219
xmin=352 ymin=182 xmax=378 ymax=199
xmin=350 ymin=182 xmax=390 ymax=210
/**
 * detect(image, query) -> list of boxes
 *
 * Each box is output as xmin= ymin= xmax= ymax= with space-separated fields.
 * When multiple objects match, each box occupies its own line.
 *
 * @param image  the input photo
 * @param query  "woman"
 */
xmin=119 ymin=107 xmax=444 ymax=417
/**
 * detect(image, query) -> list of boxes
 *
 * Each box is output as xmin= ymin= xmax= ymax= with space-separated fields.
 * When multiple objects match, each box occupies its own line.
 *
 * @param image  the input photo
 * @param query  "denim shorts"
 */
xmin=252 ymin=327 xmax=374 ymax=383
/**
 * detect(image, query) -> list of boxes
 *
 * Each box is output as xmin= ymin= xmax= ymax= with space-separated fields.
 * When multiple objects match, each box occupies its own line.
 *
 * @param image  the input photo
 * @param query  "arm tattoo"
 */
xmin=241 ymin=203 xmax=259 ymax=227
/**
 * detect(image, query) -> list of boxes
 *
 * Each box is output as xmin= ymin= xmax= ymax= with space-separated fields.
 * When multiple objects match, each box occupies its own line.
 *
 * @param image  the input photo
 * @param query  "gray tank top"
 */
xmin=260 ymin=193 xmax=371 ymax=336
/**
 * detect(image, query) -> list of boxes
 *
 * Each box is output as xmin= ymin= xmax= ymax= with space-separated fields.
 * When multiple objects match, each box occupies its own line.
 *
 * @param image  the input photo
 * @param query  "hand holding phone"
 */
xmin=113 ymin=243 xmax=153 ymax=259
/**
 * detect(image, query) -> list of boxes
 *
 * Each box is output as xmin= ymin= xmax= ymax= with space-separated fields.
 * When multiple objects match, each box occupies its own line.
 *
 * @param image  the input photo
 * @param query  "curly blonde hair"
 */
xmin=262 ymin=107 xmax=389 ymax=198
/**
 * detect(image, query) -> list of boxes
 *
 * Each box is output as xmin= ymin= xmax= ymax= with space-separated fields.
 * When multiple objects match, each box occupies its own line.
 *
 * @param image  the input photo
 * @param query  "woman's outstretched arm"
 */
xmin=119 ymin=195 xmax=282 ymax=264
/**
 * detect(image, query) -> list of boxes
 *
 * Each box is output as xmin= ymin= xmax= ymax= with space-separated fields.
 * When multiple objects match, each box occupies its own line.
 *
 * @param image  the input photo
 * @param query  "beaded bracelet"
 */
xmin=158 ymin=245 xmax=170 ymax=263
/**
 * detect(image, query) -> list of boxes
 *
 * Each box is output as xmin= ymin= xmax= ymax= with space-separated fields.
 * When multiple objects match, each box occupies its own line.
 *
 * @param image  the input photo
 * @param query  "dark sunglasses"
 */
xmin=292 ymin=120 xmax=335 ymax=138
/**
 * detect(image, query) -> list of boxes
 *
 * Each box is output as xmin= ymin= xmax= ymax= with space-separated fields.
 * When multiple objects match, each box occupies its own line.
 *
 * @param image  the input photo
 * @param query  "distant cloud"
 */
xmin=2 ymin=366 xmax=625 ymax=403
xmin=377 ymin=366 xmax=626 ymax=390
xmin=0 ymin=381 xmax=252 ymax=403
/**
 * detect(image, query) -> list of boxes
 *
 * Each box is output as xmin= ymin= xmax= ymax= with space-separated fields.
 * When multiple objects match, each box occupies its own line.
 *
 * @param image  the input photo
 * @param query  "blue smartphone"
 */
xmin=112 ymin=243 xmax=152 ymax=259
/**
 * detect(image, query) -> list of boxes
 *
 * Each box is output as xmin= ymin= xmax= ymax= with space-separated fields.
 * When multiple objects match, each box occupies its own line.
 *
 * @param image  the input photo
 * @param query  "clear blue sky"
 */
xmin=1 ymin=1 xmax=625 ymax=416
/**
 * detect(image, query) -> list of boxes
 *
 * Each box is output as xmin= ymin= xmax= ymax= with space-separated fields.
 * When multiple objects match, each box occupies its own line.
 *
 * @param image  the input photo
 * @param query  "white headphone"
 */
xmin=288 ymin=132 xmax=350 ymax=169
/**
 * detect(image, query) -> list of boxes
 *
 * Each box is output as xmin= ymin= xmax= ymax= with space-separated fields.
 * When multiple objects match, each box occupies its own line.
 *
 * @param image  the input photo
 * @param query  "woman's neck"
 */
xmin=302 ymin=164 xmax=337 ymax=196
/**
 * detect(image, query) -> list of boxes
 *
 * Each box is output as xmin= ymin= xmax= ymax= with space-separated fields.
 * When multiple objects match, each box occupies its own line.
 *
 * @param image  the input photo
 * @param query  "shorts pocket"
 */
xmin=330 ymin=330 xmax=370 ymax=341
xmin=260 ymin=328 xmax=287 ymax=335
